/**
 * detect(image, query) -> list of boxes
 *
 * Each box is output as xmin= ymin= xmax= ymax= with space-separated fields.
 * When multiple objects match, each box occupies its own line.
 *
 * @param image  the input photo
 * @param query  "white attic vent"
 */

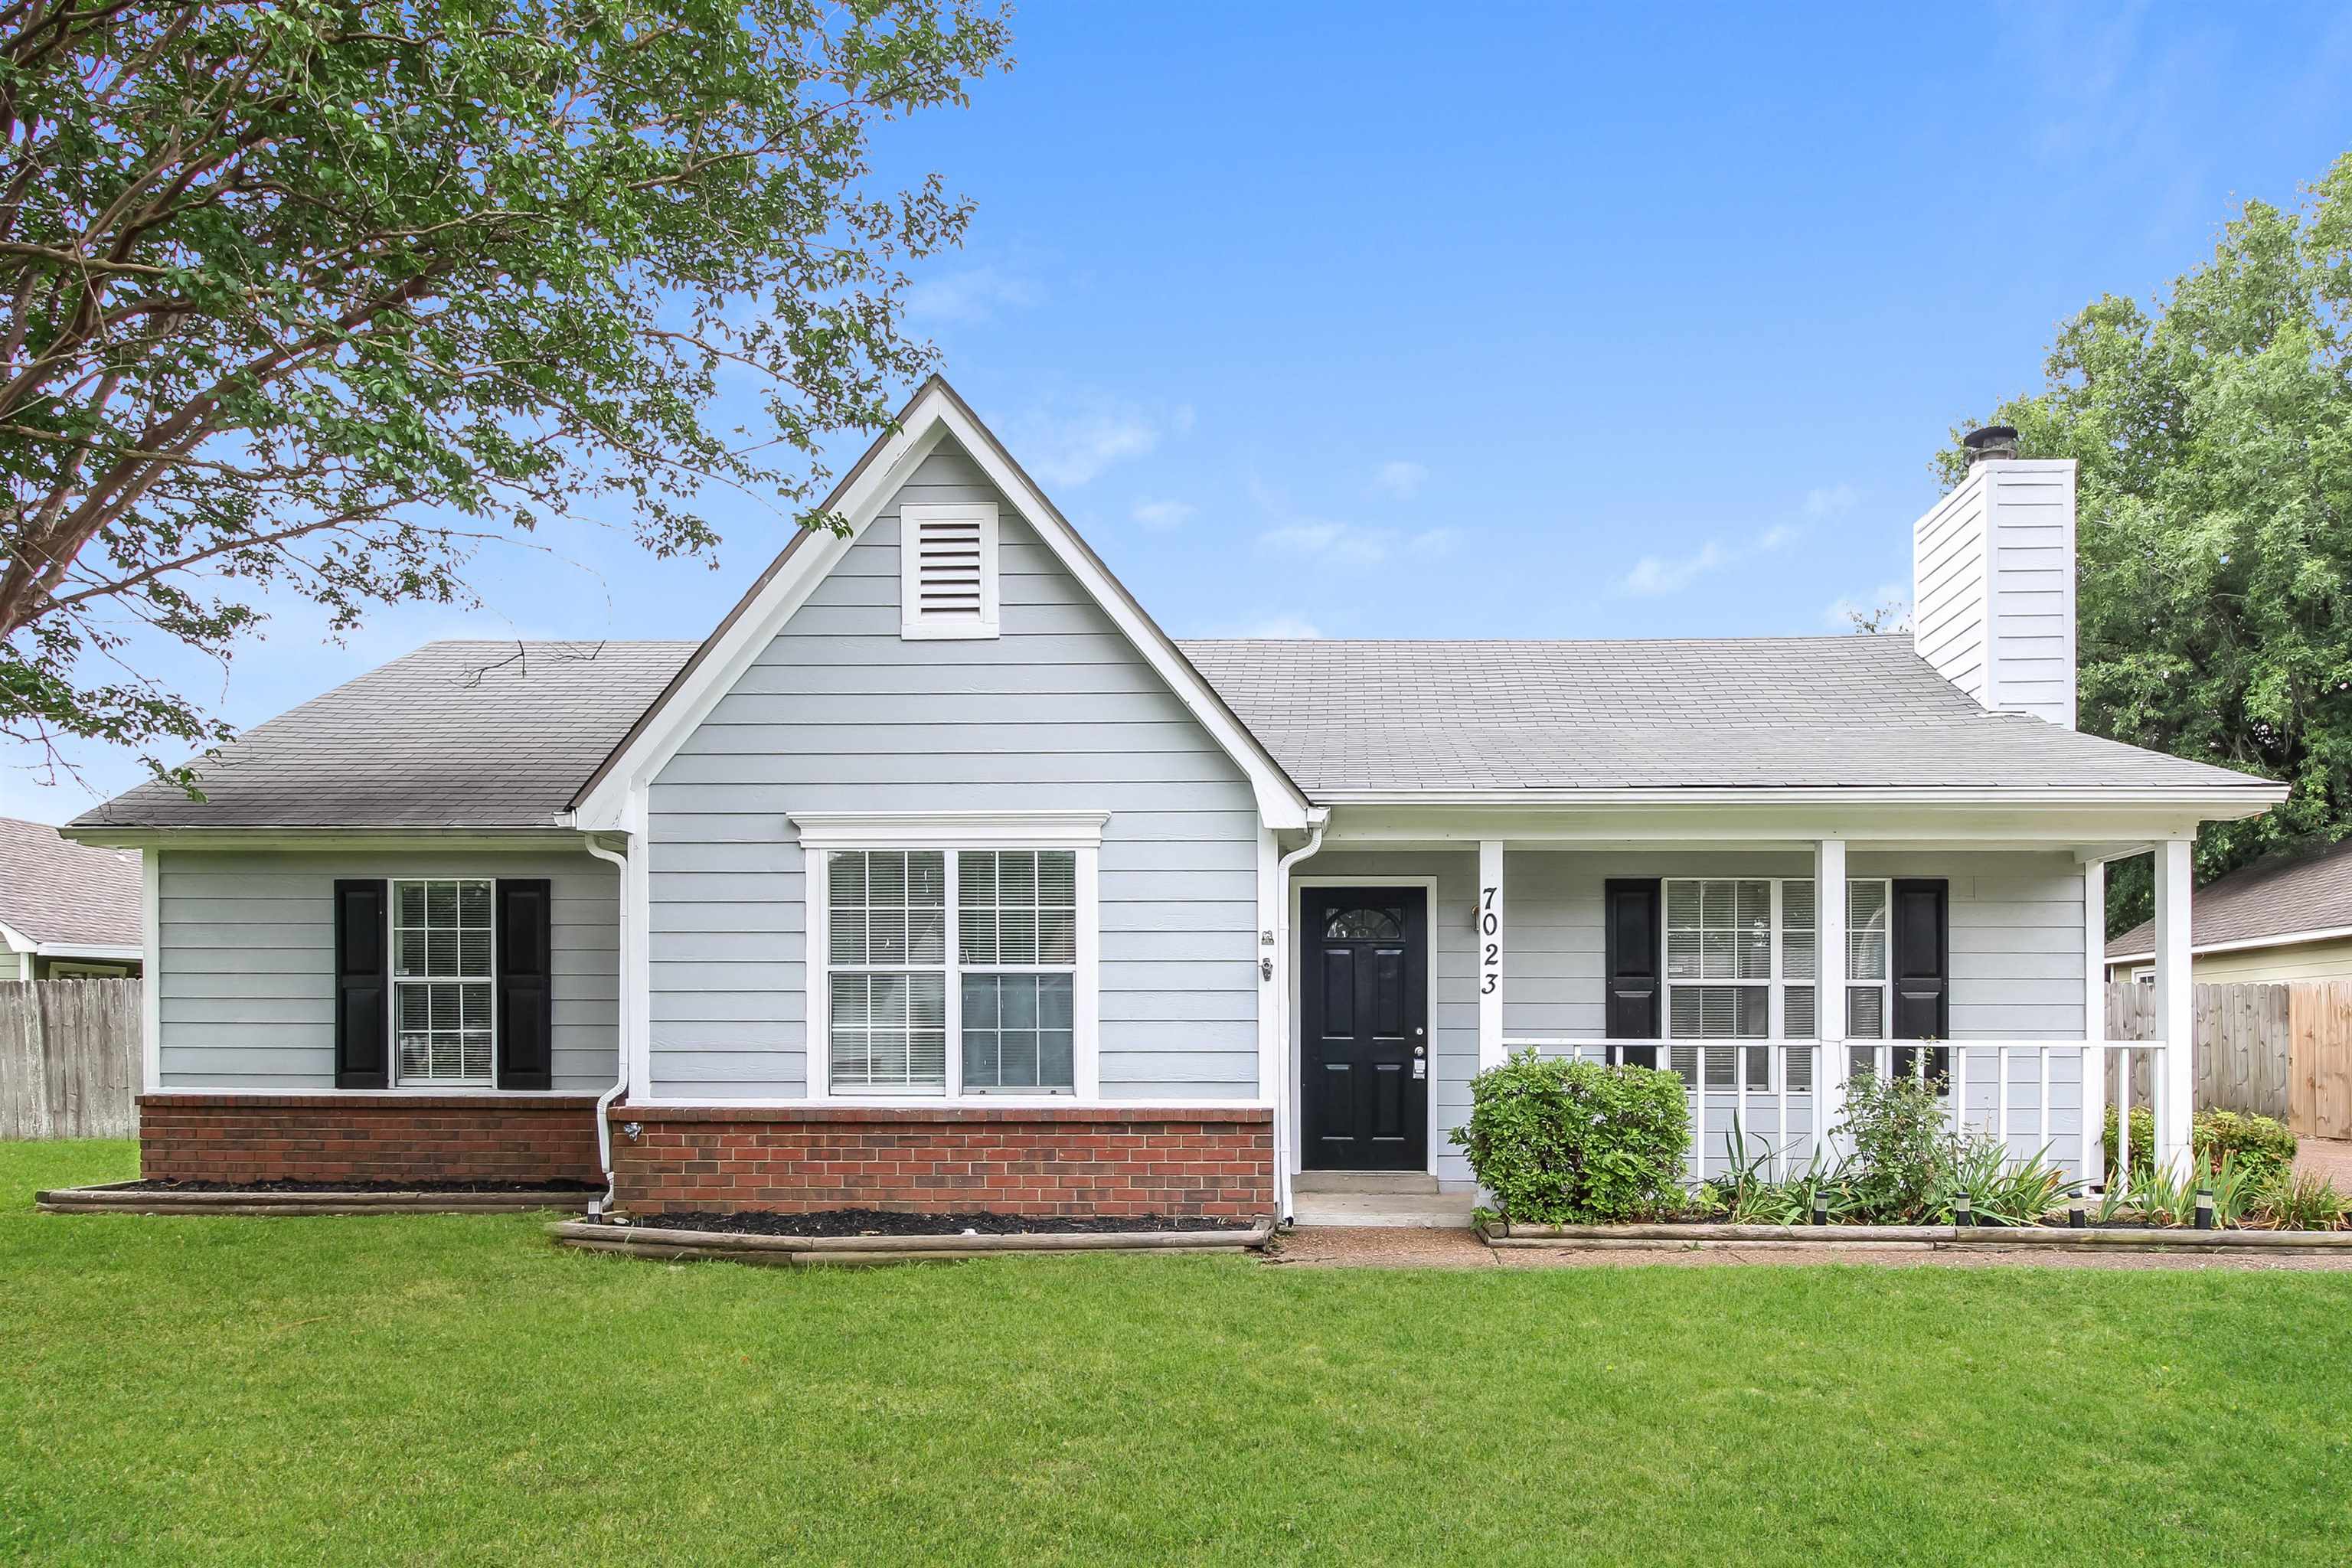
xmin=899 ymin=501 xmax=999 ymax=640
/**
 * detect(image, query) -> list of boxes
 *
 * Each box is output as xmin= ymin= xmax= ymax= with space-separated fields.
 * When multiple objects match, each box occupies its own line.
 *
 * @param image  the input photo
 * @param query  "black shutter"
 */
xmin=333 ymin=880 xmax=390 ymax=1089
xmin=1604 ymin=878 xmax=1661 ymax=1069
xmin=1890 ymin=878 xmax=1949 ymax=1083
xmin=496 ymin=879 xmax=554 ymax=1090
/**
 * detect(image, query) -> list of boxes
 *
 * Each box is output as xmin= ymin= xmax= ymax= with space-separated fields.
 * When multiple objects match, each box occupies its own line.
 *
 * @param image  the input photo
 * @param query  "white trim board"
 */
xmin=790 ymin=810 xmax=1109 ymax=850
xmin=1288 ymin=873 xmax=1442 ymax=1180
xmin=2106 ymin=922 xmax=2352 ymax=967
xmin=570 ymin=376 xmax=1312 ymax=832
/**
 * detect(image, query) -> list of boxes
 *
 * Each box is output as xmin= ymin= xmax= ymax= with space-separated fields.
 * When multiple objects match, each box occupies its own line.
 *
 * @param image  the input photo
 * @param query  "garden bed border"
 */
xmin=1475 ymin=1220 xmax=2352 ymax=1253
xmin=547 ymin=1215 xmax=1277 ymax=1266
xmin=36 ymin=1180 xmax=594 ymax=1216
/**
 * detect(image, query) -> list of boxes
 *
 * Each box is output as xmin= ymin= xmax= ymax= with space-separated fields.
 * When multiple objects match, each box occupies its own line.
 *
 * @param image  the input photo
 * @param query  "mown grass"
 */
xmin=4 ymin=1138 xmax=2350 ymax=1566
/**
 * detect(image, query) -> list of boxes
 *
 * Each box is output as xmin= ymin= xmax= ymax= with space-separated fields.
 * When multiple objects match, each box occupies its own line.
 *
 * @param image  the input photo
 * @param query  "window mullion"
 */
xmin=945 ymin=851 xmax=963 ymax=1099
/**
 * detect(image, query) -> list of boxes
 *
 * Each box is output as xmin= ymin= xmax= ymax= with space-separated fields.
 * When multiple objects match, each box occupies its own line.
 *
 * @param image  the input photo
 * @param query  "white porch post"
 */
xmin=1478 ymin=840 xmax=1504 ymax=1071
xmin=2082 ymin=856 xmax=2108 ymax=1187
xmin=1815 ymin=839 xmax=1848 ymax=1161
xmin=2153 ymin=838 xmax=2195 ymax=1177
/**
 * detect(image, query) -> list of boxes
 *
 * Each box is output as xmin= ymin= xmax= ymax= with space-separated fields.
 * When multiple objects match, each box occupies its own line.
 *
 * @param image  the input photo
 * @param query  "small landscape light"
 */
xmin=2069 ymin=1200 xmax=2087 ymax=1229
xmin=1954 ymin=1191 xmax=1974 ymax=1228
xmin=2194 ymin=1187 xmax=2214 ymax=1230
xmin=1811 ymin=1192 xmax=1828 ymax=1227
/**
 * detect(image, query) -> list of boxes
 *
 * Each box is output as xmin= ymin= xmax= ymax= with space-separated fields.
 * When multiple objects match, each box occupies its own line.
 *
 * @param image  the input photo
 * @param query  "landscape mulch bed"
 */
xmin=628 ymin=1208 xmax=1259 ymax=1238
xmin=119 ymin=1178 xmax=601 ymax=1194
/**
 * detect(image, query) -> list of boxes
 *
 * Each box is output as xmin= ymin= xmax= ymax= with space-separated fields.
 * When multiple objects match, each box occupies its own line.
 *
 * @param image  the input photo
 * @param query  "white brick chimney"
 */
xmin=1910 ymin=426 xmax=2078 ymax=728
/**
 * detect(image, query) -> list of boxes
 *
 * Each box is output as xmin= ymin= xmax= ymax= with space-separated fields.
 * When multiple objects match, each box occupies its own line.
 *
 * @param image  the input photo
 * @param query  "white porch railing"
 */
xmin=1502 ymin=1038 xmax=2174 ymax=1189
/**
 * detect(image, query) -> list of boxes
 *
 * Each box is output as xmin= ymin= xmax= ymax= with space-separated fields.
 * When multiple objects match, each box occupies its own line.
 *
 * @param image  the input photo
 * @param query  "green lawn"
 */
xmin=4 ymin=1141 xmax=2349 ymax=1566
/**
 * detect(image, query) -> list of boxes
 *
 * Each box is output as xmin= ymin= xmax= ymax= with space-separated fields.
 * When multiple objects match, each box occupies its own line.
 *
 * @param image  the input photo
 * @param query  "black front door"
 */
xmin=1301 ymin=887 xmax=1428 ymax=1171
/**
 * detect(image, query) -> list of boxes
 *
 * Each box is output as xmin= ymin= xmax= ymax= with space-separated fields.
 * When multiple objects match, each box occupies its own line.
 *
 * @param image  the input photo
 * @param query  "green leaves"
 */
xmin=1958 ymin=152 xmax=2352 ymax=933
xmin=0 ymin=0 xmax=1012 ymax=786
xmin=1449 ymin=1050 xmax=1691 ymax=1224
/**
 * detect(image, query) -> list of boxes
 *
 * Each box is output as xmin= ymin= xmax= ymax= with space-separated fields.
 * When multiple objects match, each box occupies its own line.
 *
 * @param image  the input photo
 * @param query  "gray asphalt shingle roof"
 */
xmin=1174 ymin=635 xmax=2273 ymax=795
xmin=2108 ymin=837 xmax=2352 ymax=959
xmin=71 ymin=641 xmax=697 ymax=831
xmin=74 ymin=632 xmax=2272 ymax=832
xmin=0 ymin=816 xmax=140 ymax=947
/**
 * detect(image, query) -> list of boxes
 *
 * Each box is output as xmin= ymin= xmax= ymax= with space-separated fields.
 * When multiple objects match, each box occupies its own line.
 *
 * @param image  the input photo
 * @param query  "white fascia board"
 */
xmin=60 ymin=828 xmax=591 ymax=851
xmin=1308 ymin=786 xmax=2285 ymax=812
xmin=570 ymin=381 xmax=1312 ymax=833
xmin=2106 ymin=923 xmax=2352 ymax=967
xmin=33 ymin=942 xmax=142 ymax=961
xmin=0 ymin=920 xmax=31 ymax=954
xmin=570 ymin=416 xmax=948 ymax=832
xmin=789 ymin=809 xmax=1110 ymax=849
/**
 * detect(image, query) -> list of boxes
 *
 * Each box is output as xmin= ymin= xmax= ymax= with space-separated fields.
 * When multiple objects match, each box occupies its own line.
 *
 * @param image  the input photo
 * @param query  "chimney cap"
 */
xmin=1963 ymin=425 xmax=2020 ymax=462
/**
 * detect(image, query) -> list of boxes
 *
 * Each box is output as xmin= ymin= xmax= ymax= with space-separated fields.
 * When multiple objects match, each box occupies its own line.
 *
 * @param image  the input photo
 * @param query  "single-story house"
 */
xmin=0 ymin=816 xmax=142 ymax=980
xmin=2108 ymin=838 xmax=2352 ymax=985
xmin=66 ymin=388 xmax=2282 ymax=1220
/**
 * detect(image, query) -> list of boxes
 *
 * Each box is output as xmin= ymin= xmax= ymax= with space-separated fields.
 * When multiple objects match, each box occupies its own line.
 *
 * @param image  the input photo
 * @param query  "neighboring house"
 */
xmin=66 ymin=390 xmax=2282 ymax=1217
xmin=2108 ymin=838 xmax=2352 ymax=985
xmin=0 ymin=816 xmax=141 ymax=980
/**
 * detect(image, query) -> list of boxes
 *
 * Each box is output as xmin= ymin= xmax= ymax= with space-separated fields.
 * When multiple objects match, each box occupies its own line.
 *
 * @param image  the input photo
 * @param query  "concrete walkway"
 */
xmin=1265 ymin=1226 xmax=2352 ymax=1272
xmin=2295 ymin=1137 xmax=2352 ymax=1187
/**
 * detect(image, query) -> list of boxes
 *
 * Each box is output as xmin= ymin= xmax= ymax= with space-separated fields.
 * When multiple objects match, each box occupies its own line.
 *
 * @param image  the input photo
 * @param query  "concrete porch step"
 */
xmin=1289 ymin=1191 xmax=1477 ymax=1230
xmin=1293 ymin=1171 xmax=1441 ymax=1195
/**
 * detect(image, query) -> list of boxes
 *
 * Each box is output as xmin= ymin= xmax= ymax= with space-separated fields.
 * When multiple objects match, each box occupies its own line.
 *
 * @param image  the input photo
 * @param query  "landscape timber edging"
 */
xmin=1474 ymin=1219 xmax=2352 ymax=1253
xmin=547 ymin=1216 xmax=1279 ymax=1266
xmin=35 ymin=1180 xmax=594 ymax=1217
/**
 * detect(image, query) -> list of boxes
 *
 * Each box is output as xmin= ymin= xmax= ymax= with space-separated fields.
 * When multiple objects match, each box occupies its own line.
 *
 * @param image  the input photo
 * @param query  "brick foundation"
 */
xmin=611 ymin=1105 xmax=1276 ymax=1219
xmin=139 ymin=1094 xmax=603 ymax=1186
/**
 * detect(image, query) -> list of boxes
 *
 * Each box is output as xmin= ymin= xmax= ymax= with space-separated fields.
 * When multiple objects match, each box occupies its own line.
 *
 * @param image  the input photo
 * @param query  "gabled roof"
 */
xmin=1179 ymin=636 xmax=2283 ymax=799
xmin=567 ymin=374 xmax=1315 ymax=830
xmin=2108 ymin=837 xmax=2352 ymax=962
xmin=71 ymin=641 xmax=695 ymax=831
xmin=0 ymin=816 xmax=140 ymax=949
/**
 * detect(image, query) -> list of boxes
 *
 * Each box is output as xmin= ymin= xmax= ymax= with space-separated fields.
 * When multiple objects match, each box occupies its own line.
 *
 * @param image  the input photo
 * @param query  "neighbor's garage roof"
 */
xmin=1176 ymin=635 xmax=2276 ymax=797
xmin=71 ymin=641 xmax=697 ymax=831
xmin=0 ymin=816 xmax=141 ymax=947
xmin=2108 ymin=837 xmax=2352 ymax=961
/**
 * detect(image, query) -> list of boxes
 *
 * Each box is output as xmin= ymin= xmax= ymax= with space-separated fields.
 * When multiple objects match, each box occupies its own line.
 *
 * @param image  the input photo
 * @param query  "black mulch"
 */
xmin=118 ymin=1178 xmax=601 ymax=1194
xmin=616 ymin=1208 xmax=1260 ymax=1238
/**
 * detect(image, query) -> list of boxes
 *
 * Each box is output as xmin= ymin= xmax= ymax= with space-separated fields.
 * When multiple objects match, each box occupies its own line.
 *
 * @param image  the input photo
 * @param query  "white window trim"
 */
xmin=797 ymin=813 xmax=1102 ymax=1103
xmin=387 ymin=876 xmax=498 ymax=1089
xmin=899 ymin=500 xmax=999 ymax=641
xmin=1661 ymin=875 xmax=1893 ymax=1093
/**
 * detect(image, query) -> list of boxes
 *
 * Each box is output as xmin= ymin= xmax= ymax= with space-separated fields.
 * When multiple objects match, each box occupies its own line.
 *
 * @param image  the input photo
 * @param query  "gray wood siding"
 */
xmin=155 ymin=847 xmax=619 ymax=1090
xmin=646 ymin=439 xmax=1261 ymax=1101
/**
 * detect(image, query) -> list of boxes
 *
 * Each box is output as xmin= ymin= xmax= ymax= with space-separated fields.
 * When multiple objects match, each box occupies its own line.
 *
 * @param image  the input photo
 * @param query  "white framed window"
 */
xmin=1663 ymin=876 xmax=1892 ymax=1093
xmin=390 ymin=878 xmax=495 ymax=1086
xmin=900 ymin=501 xmax=999 ymax=640
xmin=796 ymin=812 xmax=1102 ymax=1100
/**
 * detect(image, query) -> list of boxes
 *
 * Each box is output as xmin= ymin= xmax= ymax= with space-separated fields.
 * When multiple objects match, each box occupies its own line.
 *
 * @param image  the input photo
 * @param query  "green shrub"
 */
xmin=1450 ymin=1050 xmax=1690 ymax=1223
xmin=2250 ymin=1171 xmax=2348 ymax=1232
xmin=2103 ymin=1106 xmax=2298 ymax=1185
xmin=1837 ymin=1072 xmax=1948 ymax=1223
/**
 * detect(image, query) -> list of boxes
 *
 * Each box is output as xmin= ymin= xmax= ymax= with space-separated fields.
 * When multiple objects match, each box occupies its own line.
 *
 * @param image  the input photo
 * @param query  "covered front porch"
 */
xmin=1277 ymin=799 xmax=2209 ymax=1219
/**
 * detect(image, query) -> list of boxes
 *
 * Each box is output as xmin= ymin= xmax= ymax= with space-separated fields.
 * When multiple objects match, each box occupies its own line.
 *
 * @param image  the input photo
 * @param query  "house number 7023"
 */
xmin=1480 ymin=885 xmax=1501 ymax=995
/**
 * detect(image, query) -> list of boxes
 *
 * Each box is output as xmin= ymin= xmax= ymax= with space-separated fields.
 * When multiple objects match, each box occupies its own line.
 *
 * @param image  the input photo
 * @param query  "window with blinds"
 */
xmin=900 ymin=501 xmax=999 ymax=639
xmin=391 ymin=879 xmax=495 ymax=1086
xmin=1661 ymin=876 xmax=1893 ymax=1093
xmin=826 ymin=848 xmax=1077 ymax=1095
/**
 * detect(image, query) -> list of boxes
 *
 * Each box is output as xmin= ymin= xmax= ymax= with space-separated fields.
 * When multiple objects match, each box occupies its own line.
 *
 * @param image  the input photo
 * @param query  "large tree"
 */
xmin=1949 ymin=153 xmax=2352 ymax=935
xmin=0 ymin=0 xmax=1010 ymax=789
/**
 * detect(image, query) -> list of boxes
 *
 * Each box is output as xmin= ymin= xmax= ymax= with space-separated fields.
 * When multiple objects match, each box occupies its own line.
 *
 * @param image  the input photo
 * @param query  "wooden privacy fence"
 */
xmin=0 ymin=979 xmax=139 ymax=1140
xmin=2105 ymin=980 xmax=2352 ymax=1140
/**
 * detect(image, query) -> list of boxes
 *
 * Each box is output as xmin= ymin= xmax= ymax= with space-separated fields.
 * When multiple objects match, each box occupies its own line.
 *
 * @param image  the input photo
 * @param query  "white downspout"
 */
xmin=1271 ymin=809 xmax=1329 ymax=1225
xmin=582 ymin=835 xmax=631 ymax=1218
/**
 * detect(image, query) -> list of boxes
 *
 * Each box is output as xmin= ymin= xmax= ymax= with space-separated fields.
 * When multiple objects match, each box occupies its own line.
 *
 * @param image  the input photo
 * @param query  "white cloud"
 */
xmin=1616 ymin=523 xmax=1798 ymax=597
xmin=903 ymin=264 xmax=1043 ymax=324
xmin=1132 ymin=498 xmax=1196 ymax=531
xmin=1002 ymin=396 xmax=1173 ymax=488
xmin=1824 ymin=580 xmax=1912 ymax=632
xmin=1371 ymin=459 xmax=1429 ymax=499
xmin=1801 ymin=483 xmax=1858 ymax=519
xmin=1200 ymin=615 xmax=1324 ymax=639
xmin=1248 ymin=478 xmax=1456 ymax=568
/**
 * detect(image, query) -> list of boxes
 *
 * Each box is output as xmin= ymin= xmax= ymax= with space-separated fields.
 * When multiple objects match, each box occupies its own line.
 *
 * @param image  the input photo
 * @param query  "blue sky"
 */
xmin=12 ymin=1 xmax=2352 ymax=823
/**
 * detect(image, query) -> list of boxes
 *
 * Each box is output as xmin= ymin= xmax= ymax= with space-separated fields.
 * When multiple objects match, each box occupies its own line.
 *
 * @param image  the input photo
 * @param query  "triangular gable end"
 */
xmin=570 ymin=375 xmax=1313 ymax=831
